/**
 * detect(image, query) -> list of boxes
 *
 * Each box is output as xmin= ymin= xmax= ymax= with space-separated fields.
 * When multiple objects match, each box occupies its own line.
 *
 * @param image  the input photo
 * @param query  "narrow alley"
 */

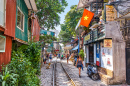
xmin=39 ymin=57 xmax=105 ymax=86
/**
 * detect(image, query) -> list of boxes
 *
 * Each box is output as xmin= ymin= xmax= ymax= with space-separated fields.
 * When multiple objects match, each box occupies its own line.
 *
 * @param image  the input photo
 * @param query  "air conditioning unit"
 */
xmin=0 ymin=35 xmax=6 ymax=52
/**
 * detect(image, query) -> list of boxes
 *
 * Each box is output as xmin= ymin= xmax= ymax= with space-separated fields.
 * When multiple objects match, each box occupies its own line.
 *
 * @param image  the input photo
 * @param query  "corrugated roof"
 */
xmin=24 ymin=0 xmax=37 ymax=11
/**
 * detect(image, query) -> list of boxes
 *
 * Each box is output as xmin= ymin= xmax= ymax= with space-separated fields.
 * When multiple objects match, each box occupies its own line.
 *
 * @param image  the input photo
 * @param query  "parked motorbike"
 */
xmin=87 ymin=63 xmax=99 ymax=81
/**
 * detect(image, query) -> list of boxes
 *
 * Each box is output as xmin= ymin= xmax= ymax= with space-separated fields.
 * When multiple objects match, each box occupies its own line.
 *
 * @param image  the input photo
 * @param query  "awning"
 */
xmin=24 ymin=0 xmax=37 ymax=11
xmin=89 ymin=23 xmax=100 ymax=30
xmin=77 ymin=0 xmax=96 ymax=9
xmin=72 ymin=45 xmax=79 ymax=51
xmin=15 ymin=38 xmax=28 ymax=45
xmin=55 ymin=50 xmax=59 ymax=51
xmin=77 ymin=0 xmax=84 ymax=9
xmin=64 ymin=46 xmax=73 ymax=50
xmin=115 ymin=12 xmax=130 ymax=20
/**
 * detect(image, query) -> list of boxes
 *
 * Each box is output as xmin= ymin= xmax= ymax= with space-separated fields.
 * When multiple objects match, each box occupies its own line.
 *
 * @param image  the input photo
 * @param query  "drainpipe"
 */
xmin=32 ymin=16 xmax=34 ymax=40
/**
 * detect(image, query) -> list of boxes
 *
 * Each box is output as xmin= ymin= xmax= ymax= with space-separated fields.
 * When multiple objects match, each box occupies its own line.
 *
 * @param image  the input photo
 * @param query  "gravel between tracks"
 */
xmin=56 ymin=62 xmax=72 ymax=86
xmin=39 ymin=62 xmax=53 ymax=86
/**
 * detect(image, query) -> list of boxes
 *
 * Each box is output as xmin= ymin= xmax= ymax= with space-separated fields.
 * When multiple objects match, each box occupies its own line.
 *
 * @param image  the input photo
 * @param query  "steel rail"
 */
xmin=60 ymin=62 xmax=76 ymax=86
xmin=52 ymin=62 xmax=56 ymax=86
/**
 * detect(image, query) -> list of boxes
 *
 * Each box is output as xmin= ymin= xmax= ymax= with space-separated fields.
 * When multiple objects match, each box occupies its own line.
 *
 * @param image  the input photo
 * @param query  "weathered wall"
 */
xmin=106 ymin=21 xmax=126 ymax=84
xmin=112 ymin=41 xmax=126 ymax=83
xmin=0 ymin=35 xmax=12 ymax=71
xmin=31 ymin=14 xmax=40 ymax=41
xmin=4 ymin=0 xmax=16 ymax=38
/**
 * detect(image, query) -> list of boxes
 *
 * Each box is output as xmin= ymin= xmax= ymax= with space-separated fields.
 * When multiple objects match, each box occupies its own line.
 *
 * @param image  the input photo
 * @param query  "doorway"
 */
xmin=89 ymin=44 xmax=94 ymax=63
xmin=126 ymin=48 xmax=130 ymax=84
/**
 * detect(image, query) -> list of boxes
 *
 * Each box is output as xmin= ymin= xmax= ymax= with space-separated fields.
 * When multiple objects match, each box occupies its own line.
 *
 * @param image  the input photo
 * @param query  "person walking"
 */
xmin=74 ymin=54 xmax=78 ymax=66
xmin=43 ymin=56 xmax=46 ymax=64
xmin=67 ymin=54 xmax=69 ymax=64
xmin=76 ymin=55 xmax=84 ymax=78
xmin=49 ymin=53 xmax=52 ymax=62
xmin=61 ymin=54 xmax=63 ymax=59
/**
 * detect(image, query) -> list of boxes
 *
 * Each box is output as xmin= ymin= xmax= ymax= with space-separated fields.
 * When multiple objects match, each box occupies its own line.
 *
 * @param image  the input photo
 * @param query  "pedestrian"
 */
xmin=58 ymin=53 xmax=60 ymax=58
xmin=61 ymin=54 xmax=63 ymax=59
xmin=49 ymin=53 xmax=52 ymax=62
xmin=67 ymin=54 xmax=69 ymax=64
xmin=76 ymin=55 xmax=84 ymax=78
xmin=43 ymin=56 xmax=46 ymax=64
xmin=74 ymin=54 xmax=77 ymax=66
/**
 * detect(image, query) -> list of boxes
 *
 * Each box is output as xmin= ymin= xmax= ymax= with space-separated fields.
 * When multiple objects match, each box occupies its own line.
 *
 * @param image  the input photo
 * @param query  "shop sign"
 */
xmin=105 ymin=5 xmax=117 ymax=21
xmin=104 ymin=39 xmax=112 ymax=48
xmin=104 ymin=0 xmax=108 ymax=3
xmin=84 ymin=31 xmax=93 ymax=44
xmin=85 ymin=34 xmax=90 ymax=41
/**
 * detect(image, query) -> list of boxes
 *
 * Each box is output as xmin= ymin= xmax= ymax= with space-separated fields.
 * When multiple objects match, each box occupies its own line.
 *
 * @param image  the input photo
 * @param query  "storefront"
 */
xmin=84 ymin=31 xmax=94 ymax=66
xmin=84 ymin=23 xmax=115 ymax=84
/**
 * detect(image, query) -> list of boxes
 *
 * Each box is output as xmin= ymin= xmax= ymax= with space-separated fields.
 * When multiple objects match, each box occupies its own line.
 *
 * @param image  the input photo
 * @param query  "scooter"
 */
xmin=87 ymin=63 xmax=99 ymax=81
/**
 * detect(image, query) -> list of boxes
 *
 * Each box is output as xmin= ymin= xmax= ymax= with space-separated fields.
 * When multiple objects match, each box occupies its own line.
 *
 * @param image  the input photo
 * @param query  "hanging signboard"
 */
xmin=84 ymin=31 xmax=93 ymax=45
xmin=104 ymin=39 xmax=112 ymax=48
xmin=105 ymin=5 xmax=117 ymax=21
xmin=104 ymin=0 xmax=109 ymax=2
xmin=84 ymin=34 xmax=90 ymax=41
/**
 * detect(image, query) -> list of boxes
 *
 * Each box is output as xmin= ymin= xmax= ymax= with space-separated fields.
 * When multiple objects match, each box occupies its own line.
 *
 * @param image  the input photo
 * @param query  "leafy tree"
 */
xmin=39 ymin=35 xmax=57 ymax=47
xmin=35 ymin=0 xmax=68 ymax=30
xmin=65 ymin=5 xmax=83 ymax=34
xmin=59 ymin=5 xmax=83 ymax=44
xmin=58 ymin=24 xmax=73 ymax=44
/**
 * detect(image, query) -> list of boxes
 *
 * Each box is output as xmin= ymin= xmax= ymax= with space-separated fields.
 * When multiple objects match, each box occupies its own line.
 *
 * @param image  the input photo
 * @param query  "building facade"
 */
xmin=0 ymin=0 xmax=39 ymax=71
xmin=77 ymin=0 xmax=130 ymax=84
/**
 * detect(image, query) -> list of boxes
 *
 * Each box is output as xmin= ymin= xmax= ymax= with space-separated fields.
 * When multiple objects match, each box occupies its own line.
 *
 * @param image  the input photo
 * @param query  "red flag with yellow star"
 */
xmin=80 ymin=9 xmax=94 ymax=27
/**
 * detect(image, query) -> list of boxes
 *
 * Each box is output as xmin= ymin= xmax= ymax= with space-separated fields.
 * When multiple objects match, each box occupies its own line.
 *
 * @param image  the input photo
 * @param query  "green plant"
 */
xmin=0 ymin=66 xmax=19 ymax=86
xmin=10 ymin=42 xmax=41 ymax=85
xmin=17 ymin=42 xmax=41 ymax=74
xmin=79 ymin=49 xmax=84 ymax=60
xmin=10 ymin=50 xmax=40 ymax=86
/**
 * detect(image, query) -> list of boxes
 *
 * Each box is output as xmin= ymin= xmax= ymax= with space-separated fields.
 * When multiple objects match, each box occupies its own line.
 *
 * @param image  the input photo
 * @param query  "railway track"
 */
xmin=52 ymin=61 xmax=76 ymax=86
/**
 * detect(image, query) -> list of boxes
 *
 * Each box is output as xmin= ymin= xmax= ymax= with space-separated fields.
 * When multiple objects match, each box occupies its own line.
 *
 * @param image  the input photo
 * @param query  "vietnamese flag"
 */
xmin=80 ymin=9 xmax=94 ymax=27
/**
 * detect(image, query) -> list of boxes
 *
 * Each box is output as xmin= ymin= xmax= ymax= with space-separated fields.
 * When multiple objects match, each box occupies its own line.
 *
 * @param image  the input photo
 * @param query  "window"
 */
xmin=17 ymin=7 xmax=24 ymax=31
xmin=0 ymin=35 xmax=6 ymax=52
xmin=0 ymin=0 xmax=5 ymax=26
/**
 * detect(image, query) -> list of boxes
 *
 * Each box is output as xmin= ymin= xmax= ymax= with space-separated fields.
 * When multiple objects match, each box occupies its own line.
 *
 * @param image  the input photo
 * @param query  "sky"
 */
xmin=50 ymin=0 xmax=79 ymax=37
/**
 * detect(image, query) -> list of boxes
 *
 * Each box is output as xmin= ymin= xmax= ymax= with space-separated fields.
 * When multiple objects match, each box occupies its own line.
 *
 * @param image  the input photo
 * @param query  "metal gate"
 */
xmin=126 ymin=48 xmax=130 ymax=84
